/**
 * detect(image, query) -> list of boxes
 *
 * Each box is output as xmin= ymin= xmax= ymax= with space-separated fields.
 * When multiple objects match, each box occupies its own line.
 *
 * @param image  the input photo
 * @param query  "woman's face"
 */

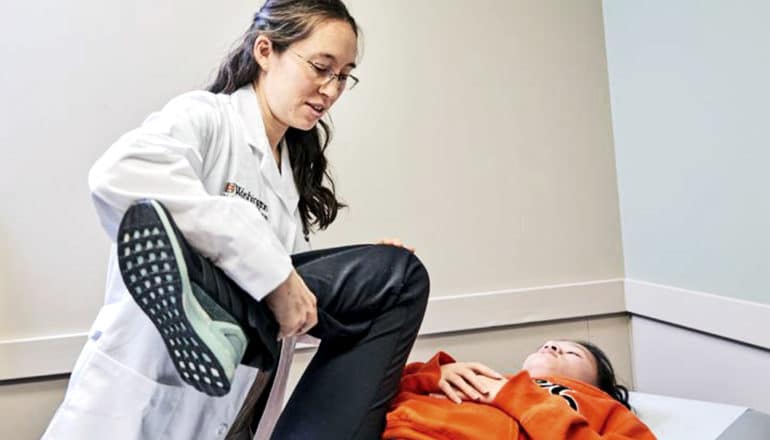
xmin=258 ymin=19 xmax=358 ymax=131
xmin=522 ymin=340 xmax=598 ymax=385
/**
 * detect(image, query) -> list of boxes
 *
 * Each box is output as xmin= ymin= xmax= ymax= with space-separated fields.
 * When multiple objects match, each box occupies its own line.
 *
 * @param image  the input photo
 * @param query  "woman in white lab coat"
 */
xmin=43 ymin=1 xmax=430 ymax=439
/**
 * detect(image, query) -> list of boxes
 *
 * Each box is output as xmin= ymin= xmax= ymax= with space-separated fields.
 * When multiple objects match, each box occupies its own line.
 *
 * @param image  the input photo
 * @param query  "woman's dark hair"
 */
xmin=572 ymin=340 xmax=631 ymax=409
xmin=208 ymin=0 xmax=359 ymax=235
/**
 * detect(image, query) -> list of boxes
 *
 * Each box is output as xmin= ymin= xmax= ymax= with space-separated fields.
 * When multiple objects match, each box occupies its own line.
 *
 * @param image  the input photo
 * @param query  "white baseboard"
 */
xmin=4 ymin=278 xmax=765 ymax=381
xmin=419 ymin=279 xmax=626 ymax=335
xmin=0 ymin=333 xmax=88 ymax=382
xmin=624 ymin=279 xmax=770 ymax=349
xmin=0 ymin=279 xmax=626 ymax=381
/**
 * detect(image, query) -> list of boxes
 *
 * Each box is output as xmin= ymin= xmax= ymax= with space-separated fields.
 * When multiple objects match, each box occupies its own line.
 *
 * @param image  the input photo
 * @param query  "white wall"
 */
xmin=603 ymin=0 xmax=770 ymax=412
xmin=603 ymin=0 xmax=770 ymax=305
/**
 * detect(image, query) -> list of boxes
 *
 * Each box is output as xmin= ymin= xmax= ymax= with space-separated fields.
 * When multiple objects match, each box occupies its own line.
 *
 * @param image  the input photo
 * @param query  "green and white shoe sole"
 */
xmin=117 ymin=199 xmax=248 ymax=397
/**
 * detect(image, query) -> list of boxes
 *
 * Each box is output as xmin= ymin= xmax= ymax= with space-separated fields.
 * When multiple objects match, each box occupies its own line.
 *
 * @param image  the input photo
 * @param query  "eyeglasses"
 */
xmin=292 ymin=51 xmax=359 ymax=91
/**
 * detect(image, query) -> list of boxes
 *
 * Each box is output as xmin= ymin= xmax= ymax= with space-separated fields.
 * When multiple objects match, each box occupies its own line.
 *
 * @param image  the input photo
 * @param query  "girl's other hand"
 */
xmin=438 ymin=362 xmax=504 ymax=404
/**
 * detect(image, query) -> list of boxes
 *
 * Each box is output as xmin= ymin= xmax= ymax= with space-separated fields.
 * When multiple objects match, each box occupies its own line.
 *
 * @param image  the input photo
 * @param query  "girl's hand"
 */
xmin=470 ymin=375 xmax=508 ymax=404
xmin=438 ymin=362 xmax=504 ymax=404
xmin=264 ymin=270 xmax=318 ymax=339
xmin=377 ymin=238 xmax=415 ymax=253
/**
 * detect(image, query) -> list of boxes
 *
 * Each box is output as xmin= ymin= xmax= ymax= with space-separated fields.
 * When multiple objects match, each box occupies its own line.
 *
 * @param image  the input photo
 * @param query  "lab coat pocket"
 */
xmin=45 ymin=344 xmax=182 ymax=440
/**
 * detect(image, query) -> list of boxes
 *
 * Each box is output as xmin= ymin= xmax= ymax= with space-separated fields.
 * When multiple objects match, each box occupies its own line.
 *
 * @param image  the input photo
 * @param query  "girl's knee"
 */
xmin=368 ymin=244 xmax=429 ymax=292
xmin=370 ymin=243 xmax=412 ymax=262
xmin=371 ymin=245 xmax=426 ymax=273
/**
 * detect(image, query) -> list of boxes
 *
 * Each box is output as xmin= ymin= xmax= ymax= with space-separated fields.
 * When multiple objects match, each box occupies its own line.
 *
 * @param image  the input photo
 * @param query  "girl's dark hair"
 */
xmin=572 ymin=340 xmax=631 ymax=409
xmin=208 ymin=0 xmax=358 ymax=235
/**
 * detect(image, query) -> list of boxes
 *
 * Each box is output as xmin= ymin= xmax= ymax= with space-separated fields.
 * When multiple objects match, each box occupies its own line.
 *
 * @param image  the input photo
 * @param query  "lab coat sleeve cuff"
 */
xmin=219 ymin=245 xmax=293 ymax=301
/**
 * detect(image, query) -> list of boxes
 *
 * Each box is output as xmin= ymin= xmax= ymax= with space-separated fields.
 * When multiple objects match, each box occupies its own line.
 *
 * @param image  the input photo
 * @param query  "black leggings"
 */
xmin=266 ymin=244 xmax=430 ymax=439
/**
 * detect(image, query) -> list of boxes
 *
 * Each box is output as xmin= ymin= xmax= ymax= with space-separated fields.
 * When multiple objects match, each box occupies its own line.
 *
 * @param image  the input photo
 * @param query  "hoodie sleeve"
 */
xmin=491 ymin=371 xmax=657 ymax=440
xmin=89 ymin=91 xmax=293 ymax=301
xmin=398 ymin=352 xmax=457 ymax=395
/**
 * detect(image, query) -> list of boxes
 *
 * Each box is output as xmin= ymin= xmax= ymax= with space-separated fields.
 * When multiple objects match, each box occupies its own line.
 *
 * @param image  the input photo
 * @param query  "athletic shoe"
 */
xmin=116 ymin=199 xmax=263 ymax=396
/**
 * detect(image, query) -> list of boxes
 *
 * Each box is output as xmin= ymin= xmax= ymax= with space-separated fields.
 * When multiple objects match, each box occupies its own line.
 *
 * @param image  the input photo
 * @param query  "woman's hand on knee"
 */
xmin=376 ymin=238 xmax=415 ymax=253
xmin=264 ymin=270 xmax=318 ymax=339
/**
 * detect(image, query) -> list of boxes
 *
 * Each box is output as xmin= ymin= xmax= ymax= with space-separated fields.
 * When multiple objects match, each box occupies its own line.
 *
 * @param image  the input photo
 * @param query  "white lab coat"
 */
xmin=44 ymin=84 xmax=310 ymax=440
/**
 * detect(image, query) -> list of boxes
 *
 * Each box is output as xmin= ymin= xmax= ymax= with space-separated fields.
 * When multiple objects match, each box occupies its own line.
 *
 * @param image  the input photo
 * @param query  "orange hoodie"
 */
xmin=384 ymin=352 xmax=657 ymax=440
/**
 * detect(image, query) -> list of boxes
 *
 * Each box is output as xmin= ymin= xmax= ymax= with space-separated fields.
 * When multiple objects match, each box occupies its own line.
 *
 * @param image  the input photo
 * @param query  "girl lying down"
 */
xmin=384 ymin=340 xmax=657 ymax=439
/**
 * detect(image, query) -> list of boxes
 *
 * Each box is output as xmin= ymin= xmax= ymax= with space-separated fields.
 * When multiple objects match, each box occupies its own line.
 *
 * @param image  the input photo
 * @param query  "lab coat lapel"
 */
xmin=232 ymin=84 xmax=299 ymax=216
xmin=279 ymin=140 xmax=300 ymax=213
xmin=231 ymin=84 xmax=266 ymax=157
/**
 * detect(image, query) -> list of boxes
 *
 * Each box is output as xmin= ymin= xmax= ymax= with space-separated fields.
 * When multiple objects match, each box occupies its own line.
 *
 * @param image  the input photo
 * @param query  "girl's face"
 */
xmin=257 ymin=19 xmax=358 ymax=131
xmin=522 ymin=340 xmax=599 ymax=386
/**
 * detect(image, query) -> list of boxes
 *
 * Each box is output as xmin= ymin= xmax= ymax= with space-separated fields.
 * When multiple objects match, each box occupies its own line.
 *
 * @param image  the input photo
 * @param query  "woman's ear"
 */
xmin=253 ymin=35 xmax=273 ymax=70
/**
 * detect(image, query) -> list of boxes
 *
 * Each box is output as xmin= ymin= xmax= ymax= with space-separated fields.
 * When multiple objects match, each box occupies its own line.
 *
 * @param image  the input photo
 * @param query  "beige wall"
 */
xmin=2 ymin=316 xmax=630 ymax=440
xmin=0 ymin=377 xmax=69 ymax=440
xmin=0 ymin=0 xmax=626 ymax=437
xmin=0 ymin=0 xmax=621 ymax=342
xmin=318 ymin=0 xmax=624 ymax=294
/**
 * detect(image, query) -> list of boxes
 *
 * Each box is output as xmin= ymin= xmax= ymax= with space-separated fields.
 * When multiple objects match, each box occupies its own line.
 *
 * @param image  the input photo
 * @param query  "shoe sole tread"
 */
xmin=117 ymin=201 xmax=232 ymax=397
